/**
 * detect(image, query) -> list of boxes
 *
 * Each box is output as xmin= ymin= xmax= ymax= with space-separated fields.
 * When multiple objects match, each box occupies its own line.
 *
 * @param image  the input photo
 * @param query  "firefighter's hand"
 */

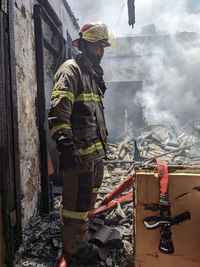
xmin=57 ymin=144 xmax=81 ymax=167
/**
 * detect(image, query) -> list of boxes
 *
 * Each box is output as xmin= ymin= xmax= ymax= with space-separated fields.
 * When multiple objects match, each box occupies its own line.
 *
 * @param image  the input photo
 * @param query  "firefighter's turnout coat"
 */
xmin=49 ymin=53 xmax=107 ymax=165
xmin=48 ymin=53 xmax=107 ymax=255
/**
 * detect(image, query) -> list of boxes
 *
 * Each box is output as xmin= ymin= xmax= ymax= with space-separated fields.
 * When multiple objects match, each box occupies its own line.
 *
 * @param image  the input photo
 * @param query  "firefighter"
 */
xmin=48 ymin=22 xmax=114 ymax=266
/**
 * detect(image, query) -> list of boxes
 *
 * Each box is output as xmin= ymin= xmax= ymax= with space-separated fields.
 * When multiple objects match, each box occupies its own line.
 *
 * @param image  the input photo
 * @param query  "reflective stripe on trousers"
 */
xmin=61 ymin=159 xmax=104 ymax=255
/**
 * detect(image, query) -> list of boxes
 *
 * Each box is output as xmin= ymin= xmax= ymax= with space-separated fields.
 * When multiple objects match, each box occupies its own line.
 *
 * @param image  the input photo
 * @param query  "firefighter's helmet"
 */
xmin=72 ymin=22 xmax=115 ymax=48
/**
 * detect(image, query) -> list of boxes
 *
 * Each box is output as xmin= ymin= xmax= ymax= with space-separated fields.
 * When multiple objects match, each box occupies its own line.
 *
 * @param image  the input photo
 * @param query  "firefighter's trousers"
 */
xmin=61 ymin=159 xmax=104 ymax=255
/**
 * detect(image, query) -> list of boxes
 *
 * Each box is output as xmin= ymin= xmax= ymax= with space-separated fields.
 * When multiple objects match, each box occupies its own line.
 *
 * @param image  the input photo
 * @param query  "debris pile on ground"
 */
xmin=91 ymin=137 xmax=135 ymax=267
xmin=133 ymin=122 xmax=200 ymax=165
xmin=15 ymin=191 xmax=62 ymax=267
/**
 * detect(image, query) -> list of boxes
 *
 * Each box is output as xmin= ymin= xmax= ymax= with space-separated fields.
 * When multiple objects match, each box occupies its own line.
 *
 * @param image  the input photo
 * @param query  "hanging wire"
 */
xmin=116 ymin=0 xmax=126 ymax=26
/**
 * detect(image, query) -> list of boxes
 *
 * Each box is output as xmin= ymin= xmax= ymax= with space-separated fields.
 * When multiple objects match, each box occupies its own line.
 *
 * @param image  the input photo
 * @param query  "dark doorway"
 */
xmin=104 ymin=81 xmax=144 ymax=141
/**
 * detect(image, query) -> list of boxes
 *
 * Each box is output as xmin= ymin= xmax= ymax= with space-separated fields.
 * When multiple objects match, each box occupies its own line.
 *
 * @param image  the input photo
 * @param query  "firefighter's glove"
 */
xmin=57 ymin=140 xmax=81 ymax=167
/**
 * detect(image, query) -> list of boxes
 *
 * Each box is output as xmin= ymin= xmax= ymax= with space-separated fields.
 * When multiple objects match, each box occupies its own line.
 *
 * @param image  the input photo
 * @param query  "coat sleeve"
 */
xmin=48 ymin=63 xmax=78 ymax=146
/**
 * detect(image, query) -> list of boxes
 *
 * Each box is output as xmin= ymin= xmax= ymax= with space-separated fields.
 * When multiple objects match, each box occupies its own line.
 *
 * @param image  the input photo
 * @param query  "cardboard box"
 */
xmin=134 ymin=168 xmax=200 ymax=267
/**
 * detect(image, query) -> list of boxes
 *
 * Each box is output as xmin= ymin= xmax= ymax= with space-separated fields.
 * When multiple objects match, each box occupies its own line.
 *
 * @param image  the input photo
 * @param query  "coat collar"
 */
xmin=75 ymin=53 xmax=104 ymax=77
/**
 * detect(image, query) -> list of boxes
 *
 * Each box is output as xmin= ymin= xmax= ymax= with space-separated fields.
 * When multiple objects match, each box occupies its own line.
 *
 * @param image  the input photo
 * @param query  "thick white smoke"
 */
xmin=68 ymin=0 xmax=200 ymax=36
xmin=134 ymin=36 xmax=200 ymax=129
xmin=135 ymin=0 xmax=200 ymax=34
xmin=68 ymin=0 xmax=200 ymax=132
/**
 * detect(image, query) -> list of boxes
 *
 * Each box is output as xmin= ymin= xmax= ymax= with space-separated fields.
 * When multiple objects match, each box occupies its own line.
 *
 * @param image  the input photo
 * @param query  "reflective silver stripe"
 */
xmin=61 ymin=208 xmax=88 ymax=221
xmin=75 ymin=93 xmax=101 ymax=102
xmin=50 ymin=123 xmax=71 ymax=137
xmin=92 ymin=188 xmax=100 ymax=194
xmin=78 ymin=141 xmax=103 ymax=155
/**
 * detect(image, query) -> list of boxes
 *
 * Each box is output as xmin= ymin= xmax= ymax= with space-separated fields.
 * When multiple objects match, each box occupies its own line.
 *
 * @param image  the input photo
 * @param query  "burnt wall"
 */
xmin=13 ymin=0 xmax=79 ymax=230
xmin=14 ymin=0 xmax=40 ymax=229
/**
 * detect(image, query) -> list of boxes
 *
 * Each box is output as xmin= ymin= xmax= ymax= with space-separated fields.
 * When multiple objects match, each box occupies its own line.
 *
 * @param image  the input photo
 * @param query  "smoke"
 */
xmin=132 ymin=0 xmax=200 ymax=130
xmin=133 ymin=36 xmax=200 ymax=130
xmin=68 ymin=0 xmax=200 ymax=36
xmin=135 ymin=0 xmax=200 ymax=34
xmin=68 ymin=0 xmax=200 ymax=133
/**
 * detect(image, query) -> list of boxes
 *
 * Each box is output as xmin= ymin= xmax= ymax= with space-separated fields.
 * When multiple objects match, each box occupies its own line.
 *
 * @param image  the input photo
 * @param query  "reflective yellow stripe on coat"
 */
xmin=50 ymin=123 xmax=71 ymax=137
xmin=52 ymin=90 xmax=75 ymax=103
xmin=78 ymin=141 xmax=103 ymax=156
xmin=61 ymin=208 xmax=88 ymax=221
xmin=92 ymin=188 xmax=100 ymax=194
xmin=75 ymin=93 xmax=101 ymax=102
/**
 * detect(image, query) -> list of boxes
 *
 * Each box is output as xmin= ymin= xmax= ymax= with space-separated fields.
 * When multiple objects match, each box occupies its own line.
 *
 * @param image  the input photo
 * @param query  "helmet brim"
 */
xmin=99 ymin=40 xmax=111 ymax=47
xmin=72 ymin=38 xmax=111 ymax=48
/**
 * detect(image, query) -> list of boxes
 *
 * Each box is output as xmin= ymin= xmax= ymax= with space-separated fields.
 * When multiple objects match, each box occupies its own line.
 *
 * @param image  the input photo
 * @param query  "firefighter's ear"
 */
xmin=78 ymin=39 xmax=84 ymax=52
xmin=78 ymin=39 xmax=91 ymax=53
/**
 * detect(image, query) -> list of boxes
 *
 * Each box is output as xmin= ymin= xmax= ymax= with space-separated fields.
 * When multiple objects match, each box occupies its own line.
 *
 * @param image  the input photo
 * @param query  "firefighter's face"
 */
xmin=88 ymin=41 xmax=104 ymax=57
xmin=85 ymin=41 xmax=105 ymax=65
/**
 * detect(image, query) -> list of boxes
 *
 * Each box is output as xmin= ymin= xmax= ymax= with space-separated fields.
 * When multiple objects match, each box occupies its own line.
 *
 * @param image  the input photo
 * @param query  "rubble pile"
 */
xmin=134 ymin=122 xmax=200 ymax=165
xmin=15 ymin=193 xmax=63 ymax=267
xmin=93 ymin=140 xmax=135 ymax=267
